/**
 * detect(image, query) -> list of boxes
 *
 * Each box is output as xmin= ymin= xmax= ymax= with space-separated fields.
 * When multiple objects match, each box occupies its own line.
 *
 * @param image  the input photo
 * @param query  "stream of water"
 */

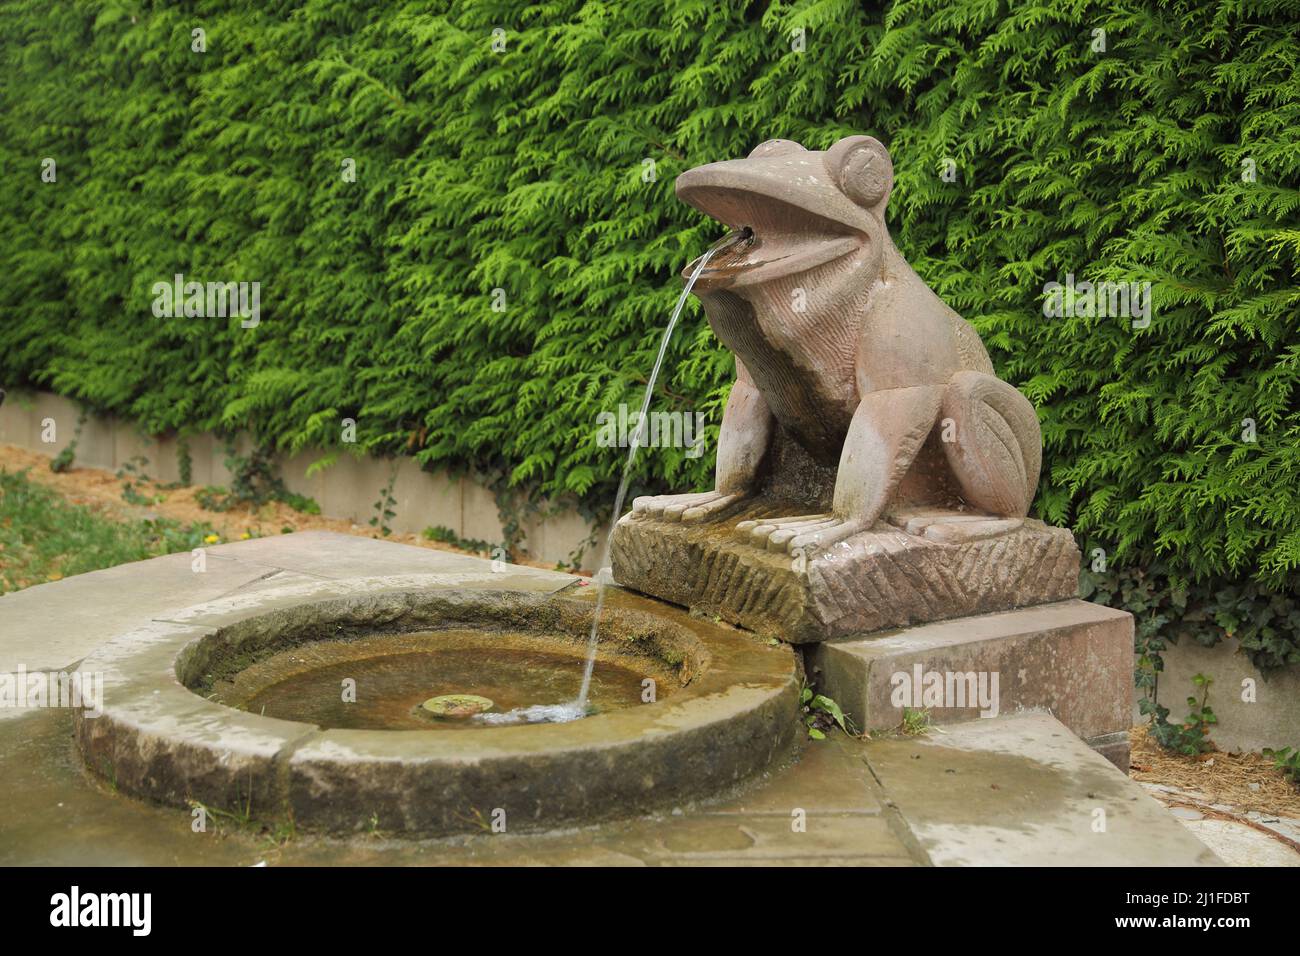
xmin=476 ymin=230 xmax=749 ymax=727
xmin=572 ymin=231 xmax=751 ymax=701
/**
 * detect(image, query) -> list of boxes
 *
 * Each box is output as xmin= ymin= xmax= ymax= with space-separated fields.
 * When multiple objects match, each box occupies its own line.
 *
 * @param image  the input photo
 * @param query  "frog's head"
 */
xmin=676 ymin=136 xmax=894 ymax=305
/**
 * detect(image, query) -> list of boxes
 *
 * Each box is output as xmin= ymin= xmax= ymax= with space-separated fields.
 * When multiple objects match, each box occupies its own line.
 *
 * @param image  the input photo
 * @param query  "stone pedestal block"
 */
xmin=806 ymin=599 xmax=1135 ymax=768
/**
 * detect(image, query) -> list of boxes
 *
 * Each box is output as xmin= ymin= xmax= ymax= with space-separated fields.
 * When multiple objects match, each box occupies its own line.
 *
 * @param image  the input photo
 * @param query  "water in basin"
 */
xmin=221 ymin=630 xmax=660 ymax=731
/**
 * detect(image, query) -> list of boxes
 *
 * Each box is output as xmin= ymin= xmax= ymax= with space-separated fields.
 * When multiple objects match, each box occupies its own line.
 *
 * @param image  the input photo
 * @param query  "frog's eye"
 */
xmin=748 ymin=139 xmax=806 ymax=160
xmin=826 ymin=135 xmax=892 ymax=209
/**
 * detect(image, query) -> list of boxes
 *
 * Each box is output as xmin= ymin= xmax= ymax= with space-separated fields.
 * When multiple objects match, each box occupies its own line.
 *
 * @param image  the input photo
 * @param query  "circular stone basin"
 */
xmin=212 ymin=630 xmax=674 ymax=731
xmin=74 ymin=583 xmax=798 ymax=836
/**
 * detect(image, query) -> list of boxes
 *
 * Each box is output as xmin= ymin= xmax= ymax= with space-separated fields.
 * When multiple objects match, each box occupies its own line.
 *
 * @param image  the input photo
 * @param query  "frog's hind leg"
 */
xmin=939 ymin=370 xmax=1041 ymax=517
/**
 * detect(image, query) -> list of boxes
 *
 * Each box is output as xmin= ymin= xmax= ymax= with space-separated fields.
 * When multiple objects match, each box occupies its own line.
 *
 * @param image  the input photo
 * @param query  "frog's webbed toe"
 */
xmin=633 ymin=490 xmax=743 ymax=523
xmin=783 ymin=517 xmax=870 ymax=556
xmin=735 ymin=514 xmax=836 ymax=551
xmin=678 ymin=491 xmax=744 ymax=522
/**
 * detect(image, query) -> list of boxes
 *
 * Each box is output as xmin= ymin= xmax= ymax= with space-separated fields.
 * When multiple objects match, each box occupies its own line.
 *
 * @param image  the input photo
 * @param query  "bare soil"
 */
xmin=0 ymin=442 xmax=568 ymax=572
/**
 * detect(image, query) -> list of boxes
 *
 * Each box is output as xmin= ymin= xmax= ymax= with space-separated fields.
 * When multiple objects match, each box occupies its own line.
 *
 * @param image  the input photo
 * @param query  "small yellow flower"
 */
xmin=240 ymin=532 xmax=251 ymax=540
xmin=203 ymin=533 xmax=220 ymax=544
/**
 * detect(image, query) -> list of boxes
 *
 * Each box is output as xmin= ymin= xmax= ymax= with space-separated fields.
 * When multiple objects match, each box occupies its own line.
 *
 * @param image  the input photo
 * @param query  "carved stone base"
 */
xmin=610 ymin=503 xmax=1081 ymax=644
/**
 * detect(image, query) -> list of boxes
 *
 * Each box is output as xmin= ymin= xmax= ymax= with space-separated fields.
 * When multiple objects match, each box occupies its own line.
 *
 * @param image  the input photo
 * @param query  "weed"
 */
xmin=800 ymin=684 xmax=852 ymax=740
xmin=1143 ymin=673 xmax=1218 ymax=755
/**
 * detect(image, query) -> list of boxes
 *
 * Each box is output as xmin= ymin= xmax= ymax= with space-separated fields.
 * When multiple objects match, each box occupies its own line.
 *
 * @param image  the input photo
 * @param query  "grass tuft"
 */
xmin=0 ymin=467 xmax=217 ymax=593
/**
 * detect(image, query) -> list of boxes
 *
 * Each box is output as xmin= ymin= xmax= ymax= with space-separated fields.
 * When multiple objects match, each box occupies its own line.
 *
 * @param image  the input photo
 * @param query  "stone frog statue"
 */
xmin=632 ymin=135 xmax=1042 ymax=556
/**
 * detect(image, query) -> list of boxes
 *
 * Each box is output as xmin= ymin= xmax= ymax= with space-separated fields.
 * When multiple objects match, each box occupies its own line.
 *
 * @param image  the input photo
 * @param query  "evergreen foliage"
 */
xmin=1 ymin=2 xmax=1297 ymax=639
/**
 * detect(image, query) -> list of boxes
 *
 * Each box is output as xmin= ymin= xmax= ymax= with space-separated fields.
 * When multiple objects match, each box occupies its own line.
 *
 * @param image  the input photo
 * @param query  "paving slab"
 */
xmin=1176 ymin=819 xmax=1300 ymax=867
xmin=861 ymin=711 xmax=1221 ymax=866
xmin=0 ymin=532 xmax=575 ymax=674
xmin=0 ymin=707 xmax=920 ymax=866
xmin=0 ymin=555 xmax=306 ymax=673
xmin=636 ymin=813 xmax=907 ymax=864
xmin=702 ymin=730 xmax=884 ymax=815
xmin=201 ymin=531 xmax=533 ymax=579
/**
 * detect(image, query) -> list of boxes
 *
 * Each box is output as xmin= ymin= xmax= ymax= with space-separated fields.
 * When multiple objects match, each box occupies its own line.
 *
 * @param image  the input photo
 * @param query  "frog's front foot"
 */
xmin=631 ymin=490 xmax=744 ymax=523
xmin=736 ymin=514 xmax=869 ymax=554
xmin=783 ymin=516 xmax=871 ymax=556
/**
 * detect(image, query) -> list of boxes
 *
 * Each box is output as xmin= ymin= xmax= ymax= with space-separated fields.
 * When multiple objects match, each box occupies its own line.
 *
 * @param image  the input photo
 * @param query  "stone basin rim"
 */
xmin=73 ymin=576 xmax=800 ymax=834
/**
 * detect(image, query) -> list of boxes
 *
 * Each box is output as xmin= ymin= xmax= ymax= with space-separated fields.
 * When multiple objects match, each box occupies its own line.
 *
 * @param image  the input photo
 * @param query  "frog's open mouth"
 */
xmin=681 ymin=207 xmax=861 ymax=290
xmin=676 ymin=163 xmax=869 ymax=291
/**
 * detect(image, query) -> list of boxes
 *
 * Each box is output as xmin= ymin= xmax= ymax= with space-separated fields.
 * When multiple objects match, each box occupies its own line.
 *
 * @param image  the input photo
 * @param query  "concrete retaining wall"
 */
xmin=1151 ymin=637 xmax=1300 ymax=754
xmin=0 ymin=389 xmax=596 ymax=568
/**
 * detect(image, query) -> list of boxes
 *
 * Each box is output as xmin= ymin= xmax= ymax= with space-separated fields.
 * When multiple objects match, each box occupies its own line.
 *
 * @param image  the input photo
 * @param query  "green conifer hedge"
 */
xmin=1 ymin=1 xmax=1297 ymax=661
